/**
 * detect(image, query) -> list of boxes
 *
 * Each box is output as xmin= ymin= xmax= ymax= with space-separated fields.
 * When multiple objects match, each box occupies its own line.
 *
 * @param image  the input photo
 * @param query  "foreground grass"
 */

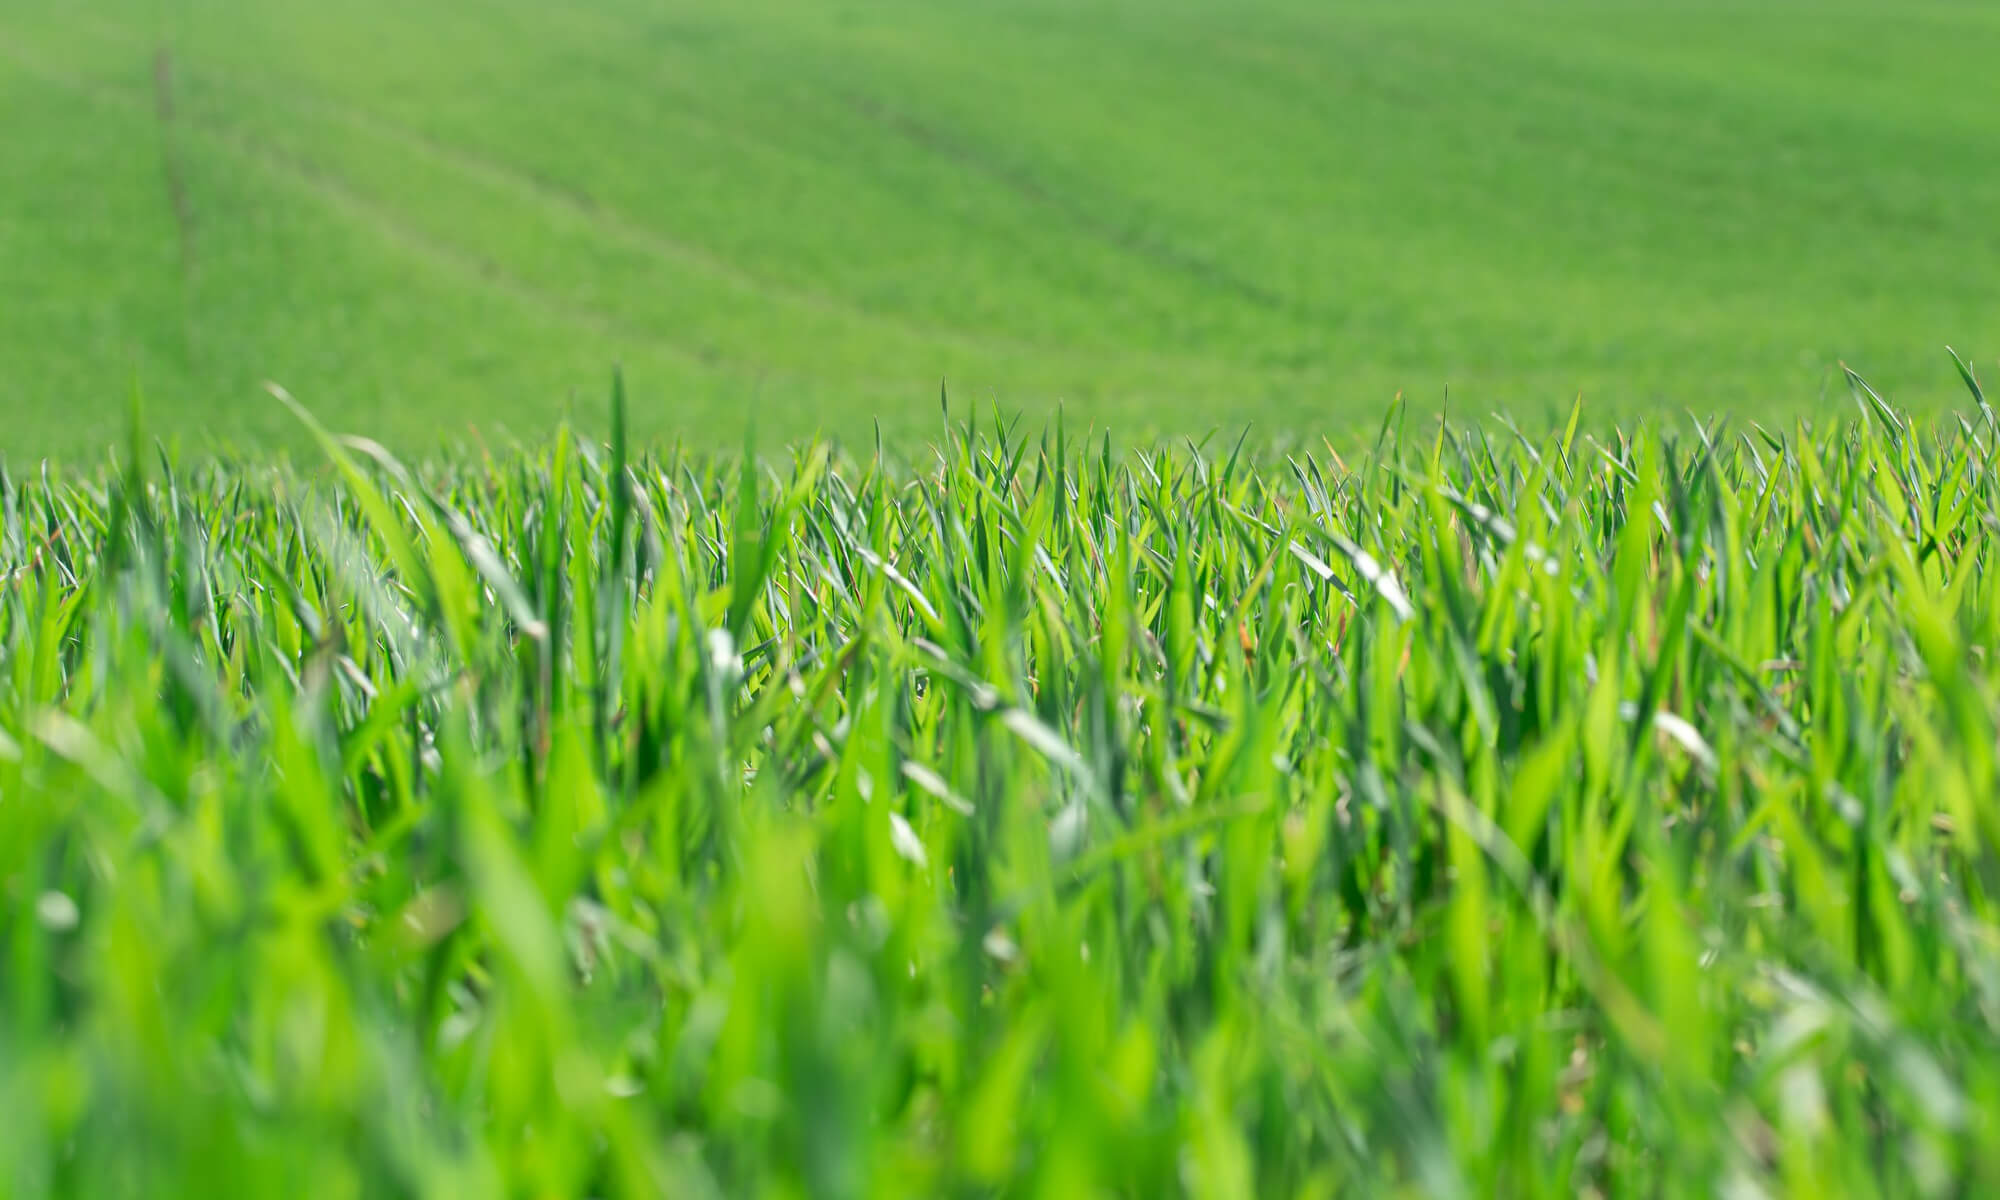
xmin=8 ymin=370 xmax=2000 ymax=1195
xmin=7 ymin=0 xmax=2000 ymax=449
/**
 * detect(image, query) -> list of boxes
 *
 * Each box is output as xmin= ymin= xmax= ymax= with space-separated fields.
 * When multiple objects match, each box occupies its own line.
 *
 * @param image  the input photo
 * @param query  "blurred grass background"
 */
xmin=4 ymin=0 xmax=1999 ymax=454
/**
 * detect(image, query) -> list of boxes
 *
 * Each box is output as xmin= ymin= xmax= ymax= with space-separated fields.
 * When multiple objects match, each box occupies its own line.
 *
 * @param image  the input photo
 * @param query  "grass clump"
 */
xmin=7 ymin=371 xmax=2000 ymax=1195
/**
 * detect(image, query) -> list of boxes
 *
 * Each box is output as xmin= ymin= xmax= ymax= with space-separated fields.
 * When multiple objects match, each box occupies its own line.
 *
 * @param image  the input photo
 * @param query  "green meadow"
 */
xmin=6 ymin=0 xmax=2000 ymax=452
xmin=12 ymin=1 xmax=2000 ymax=1194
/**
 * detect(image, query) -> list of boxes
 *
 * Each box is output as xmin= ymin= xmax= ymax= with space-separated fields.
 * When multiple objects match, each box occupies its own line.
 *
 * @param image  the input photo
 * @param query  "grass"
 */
xmin=6 ymin=0 xmax=2000 ymax=453
xmin=8 ymin=363 xmax=2000 ymax=1195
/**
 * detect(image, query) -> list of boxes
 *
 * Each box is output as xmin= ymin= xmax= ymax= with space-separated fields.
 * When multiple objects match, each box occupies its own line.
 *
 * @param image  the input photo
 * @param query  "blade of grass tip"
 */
xmin=1221 ymin=423 xmax=1250 ymax=492
xmin=1947 ymin=346 xmax=1995 ymax=435
xmin=420 ymin=494 xmax=548 ymax=641
xmin=1053 ymin=401 xmax=1068 ymax=526
xmin=1372 ymin=390 xmax=1403 ymax=460
xmin=266 ymin=381 xmax=437 ymax=621
xmin=1559 ymin=391 xmax=1583 ymax=481
xmin=725 ymin=425 xmax=773 ymax=640
xmin=101 ymin=375 xmax=150 ymax=574
xmin=608 ymin=366 xmax=632 ymax=590
xmin=1842 ymin=363 xmax=1904 ymax=439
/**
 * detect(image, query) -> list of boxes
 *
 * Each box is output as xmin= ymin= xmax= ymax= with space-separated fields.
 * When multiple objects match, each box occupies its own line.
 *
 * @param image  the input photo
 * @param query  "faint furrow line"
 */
xmin=197 ymin=127 xmax=737 ymax=372
xmin=234 ymin=85 xmax=980 ymax=341
xmin=252 ymin=84 xmax=1312 ymax=380
xmin=193 ymin=121 xmax=957 ymax=396
xmin=153 ymin=46 xmax=198 ymax=362
xmin=0 ymin=45 xmax=896 ymax=392
xmin=48 ymin=12 xmax=1302 ymax=384
xmin=39 ymin=14 xmax=1082 ymax=364
xmin=835 ymin=88 xmax=1308 ymax=322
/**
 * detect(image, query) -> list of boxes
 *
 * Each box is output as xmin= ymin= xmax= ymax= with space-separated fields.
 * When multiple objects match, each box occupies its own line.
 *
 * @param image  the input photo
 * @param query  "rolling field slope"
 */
xmin=5 ymin=0 xmax=2000 ymax=452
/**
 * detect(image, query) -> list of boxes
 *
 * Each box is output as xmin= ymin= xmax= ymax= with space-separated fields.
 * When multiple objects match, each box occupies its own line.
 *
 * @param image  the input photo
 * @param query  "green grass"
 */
xmin=9 ymin=366 xmax=2000 ymax=1194
xmin=6 ymin=0 xmax=2000 ymax=453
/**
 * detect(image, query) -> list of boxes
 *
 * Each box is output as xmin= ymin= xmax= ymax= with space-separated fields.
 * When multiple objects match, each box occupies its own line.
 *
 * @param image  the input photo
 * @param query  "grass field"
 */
xmin=6 ymin=0 xmax=2000 ymax=453
xmin=8 ymin=372 xmax=2000 ymax=1193
xmin=13 ymin=1 xmax=2000 ymax=1193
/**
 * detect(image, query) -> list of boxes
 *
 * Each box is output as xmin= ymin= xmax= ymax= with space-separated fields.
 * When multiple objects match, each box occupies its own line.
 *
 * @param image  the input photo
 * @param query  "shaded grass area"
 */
xmin=5 ymin=0 xmax=2000 ymax=452
xmin=8 ymin=366 xmax=2000 ymax=1193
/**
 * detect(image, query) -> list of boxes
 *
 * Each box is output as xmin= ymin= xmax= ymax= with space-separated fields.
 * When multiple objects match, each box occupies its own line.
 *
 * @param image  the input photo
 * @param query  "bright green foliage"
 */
xmin=8 ymin=369 xmax=2000 ymax=1196
xmin=6 ymin=0 xmax=2000 ymax=452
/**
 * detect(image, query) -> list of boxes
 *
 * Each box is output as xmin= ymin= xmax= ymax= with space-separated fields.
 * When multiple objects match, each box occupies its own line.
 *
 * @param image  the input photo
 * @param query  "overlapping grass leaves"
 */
xmin=7 ymin=372 xmax=2000 ymax=1195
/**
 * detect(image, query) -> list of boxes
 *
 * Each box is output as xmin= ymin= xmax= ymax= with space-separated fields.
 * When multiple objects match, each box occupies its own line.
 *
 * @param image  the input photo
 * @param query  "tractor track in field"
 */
xmin=47 ymin=12 xmax=1262 ymax=381
xmin=833 ymin=88 xmax=1311 ymax=324
xmin=151 ymin=46 xmax=199 ymax=362
xmin=246 ymin=94 xmax=1304 ymax=385
xmin=13 ymin=14 xmax=1353 ymax=412
xmin=0 ymin=44 xmax=910 ymax=394
xmin=217 ymin=81 xmax=1022 ymax=356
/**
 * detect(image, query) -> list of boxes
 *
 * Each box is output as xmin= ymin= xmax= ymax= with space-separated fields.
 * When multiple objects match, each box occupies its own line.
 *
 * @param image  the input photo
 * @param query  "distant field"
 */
xmin=5 ymin=0 xmax=2000 ymax=453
